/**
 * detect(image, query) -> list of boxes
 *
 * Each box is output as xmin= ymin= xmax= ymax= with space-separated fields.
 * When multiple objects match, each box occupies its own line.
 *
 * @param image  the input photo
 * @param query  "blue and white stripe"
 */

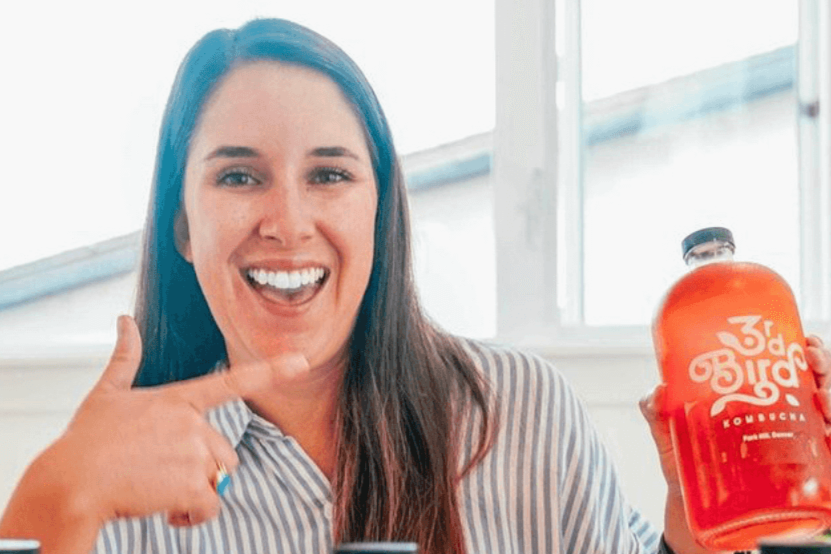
xmin=92 ymin=340 xmax=660 ymax=553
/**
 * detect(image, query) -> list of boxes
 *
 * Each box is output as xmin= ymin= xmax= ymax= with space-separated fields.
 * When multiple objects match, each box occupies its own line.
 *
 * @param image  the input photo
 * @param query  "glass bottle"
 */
xmin=652 ymin=227 xmax=831 ymax=550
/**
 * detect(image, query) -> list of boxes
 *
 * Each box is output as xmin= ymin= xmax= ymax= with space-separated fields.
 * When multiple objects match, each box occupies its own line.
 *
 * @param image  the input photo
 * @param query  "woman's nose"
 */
xmin=256 ymin=184 xmax=314 ymax=246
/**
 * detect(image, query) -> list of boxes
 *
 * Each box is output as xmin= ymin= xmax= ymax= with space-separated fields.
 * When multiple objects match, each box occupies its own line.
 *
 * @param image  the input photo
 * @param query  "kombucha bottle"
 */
xmin=653 ymin=227 xmax=831 ymax=551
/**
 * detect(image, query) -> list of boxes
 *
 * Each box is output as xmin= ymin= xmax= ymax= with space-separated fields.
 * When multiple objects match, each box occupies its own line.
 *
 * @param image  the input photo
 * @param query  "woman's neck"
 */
xmin=242 ymin=358 xmax=343 ymax=480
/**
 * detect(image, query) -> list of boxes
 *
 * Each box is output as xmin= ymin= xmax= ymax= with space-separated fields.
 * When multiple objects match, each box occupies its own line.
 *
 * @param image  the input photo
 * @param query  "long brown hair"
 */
xmin=133 ymin=19 xmax=494 ymax=552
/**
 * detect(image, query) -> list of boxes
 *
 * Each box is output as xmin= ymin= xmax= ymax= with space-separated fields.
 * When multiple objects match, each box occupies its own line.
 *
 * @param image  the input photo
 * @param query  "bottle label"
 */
xmin=676 ymin=314 xmax=826 ymax=492
xmin=688 ymin=315 xmax=809 ymax=417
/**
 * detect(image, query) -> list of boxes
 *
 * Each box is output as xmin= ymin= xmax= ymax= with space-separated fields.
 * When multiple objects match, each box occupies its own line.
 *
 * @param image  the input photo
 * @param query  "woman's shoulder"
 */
xmin=451 ymin=336 xmax=570 ymax=398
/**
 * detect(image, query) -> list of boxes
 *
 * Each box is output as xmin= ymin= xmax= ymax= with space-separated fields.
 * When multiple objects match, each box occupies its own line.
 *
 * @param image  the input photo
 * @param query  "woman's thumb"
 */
xmin=97 ymin=315 xmax=143 ymax=391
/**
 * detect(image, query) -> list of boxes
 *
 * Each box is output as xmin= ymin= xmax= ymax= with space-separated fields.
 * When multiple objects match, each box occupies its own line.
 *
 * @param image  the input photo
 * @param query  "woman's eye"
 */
xmin=217 ymin=170 xmax=260 ymax=187
xmin=310 ymin=167 xmax=352 ymax=185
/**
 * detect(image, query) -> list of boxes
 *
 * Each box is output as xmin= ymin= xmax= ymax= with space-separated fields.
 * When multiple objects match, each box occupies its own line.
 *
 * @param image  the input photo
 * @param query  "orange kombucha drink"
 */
xmin=653 ymin=227 xmax=831 ymax=551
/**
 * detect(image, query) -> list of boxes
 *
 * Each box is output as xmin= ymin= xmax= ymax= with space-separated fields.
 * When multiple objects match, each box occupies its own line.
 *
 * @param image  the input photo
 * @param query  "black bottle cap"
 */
xmin=681 ymin=226 xmax=734 ymax=259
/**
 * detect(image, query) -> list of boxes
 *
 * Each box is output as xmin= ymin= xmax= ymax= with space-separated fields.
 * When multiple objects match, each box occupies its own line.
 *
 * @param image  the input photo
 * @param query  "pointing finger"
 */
xmin=96 ymin=315 xmax=143 ymax=391
xmin=161 ymin=353 xmax=310 ymax=413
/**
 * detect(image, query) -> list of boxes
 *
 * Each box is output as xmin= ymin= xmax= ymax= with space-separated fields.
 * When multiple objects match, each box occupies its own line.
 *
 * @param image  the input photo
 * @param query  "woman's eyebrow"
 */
xmin=205 ymin=145 xmax=261 ymax=161
xmin=309 ymin=146 xmax=360 ymax=160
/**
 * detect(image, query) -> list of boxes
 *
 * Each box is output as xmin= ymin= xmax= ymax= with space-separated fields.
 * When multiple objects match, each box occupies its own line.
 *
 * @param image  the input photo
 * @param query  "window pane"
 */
xmin=411 ymin=174 xmax=497 ymax=339
xmin=581 ymin=1 xmax=797 ymax=101
xmin=580 ymin=1 xmax=800 ymax=326
xmin=0 ymin=0 xmax=494 ymax=272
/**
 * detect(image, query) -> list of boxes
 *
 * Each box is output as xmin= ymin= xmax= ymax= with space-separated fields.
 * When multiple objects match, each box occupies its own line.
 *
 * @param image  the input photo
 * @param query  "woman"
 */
xmin=1 ymin=18 xmax=827 ymax=554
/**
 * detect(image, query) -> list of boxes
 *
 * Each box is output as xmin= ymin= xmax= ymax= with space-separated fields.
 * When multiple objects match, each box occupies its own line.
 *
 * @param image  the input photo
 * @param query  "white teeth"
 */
xmin=247 ymin=267 xmax=326 ymax=290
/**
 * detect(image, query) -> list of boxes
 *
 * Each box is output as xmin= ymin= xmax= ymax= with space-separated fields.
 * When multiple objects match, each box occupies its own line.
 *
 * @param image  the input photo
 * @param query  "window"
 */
xmin=491 ymin=0 xmax=831 ymax=345
xmin=0 ymin=0 xmax=494 ymax=273
xmin=579 ymin=0 xmax=799 ymax=327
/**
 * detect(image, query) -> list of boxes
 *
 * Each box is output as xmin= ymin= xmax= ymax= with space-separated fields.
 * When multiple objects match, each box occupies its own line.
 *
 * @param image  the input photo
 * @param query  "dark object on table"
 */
xmin=334 ymin=543 xmax=418 ymax=554
xmin=759 ymin=540 xmax=831 ymax=553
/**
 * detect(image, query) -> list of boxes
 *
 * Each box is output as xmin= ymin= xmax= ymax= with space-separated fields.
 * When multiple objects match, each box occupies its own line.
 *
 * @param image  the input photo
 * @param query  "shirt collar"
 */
xmin=202 ymin=361 xmax=306 ymax=447
xmin=206 ymin=399 xmax=253 ymax=448
xmin=206 ymin=396 xmax=296 ymax=447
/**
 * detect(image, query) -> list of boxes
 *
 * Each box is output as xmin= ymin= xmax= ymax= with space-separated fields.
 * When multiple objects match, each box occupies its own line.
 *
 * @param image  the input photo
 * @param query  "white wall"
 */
xmin=410 ymin=174 xmax=497 ymax=340
xmin=0 ymin=273 xmax=136 ymax=510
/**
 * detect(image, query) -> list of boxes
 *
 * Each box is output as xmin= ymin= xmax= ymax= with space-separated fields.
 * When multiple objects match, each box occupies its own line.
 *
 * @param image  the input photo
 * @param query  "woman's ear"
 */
xmin=174 ymin=210 xmax=193 ymax=262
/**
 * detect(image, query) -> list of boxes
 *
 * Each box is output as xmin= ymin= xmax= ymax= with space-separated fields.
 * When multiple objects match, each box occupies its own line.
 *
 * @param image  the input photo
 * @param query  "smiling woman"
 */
xmin=0 ymin=16 xmax=682 ymax=554
xmin=121 ymin=22 xmax=500 ymax=550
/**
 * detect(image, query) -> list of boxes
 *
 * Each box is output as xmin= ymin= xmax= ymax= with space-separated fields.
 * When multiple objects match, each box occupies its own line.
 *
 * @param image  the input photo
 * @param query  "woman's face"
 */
xmin=180 ymin=61 xmax=377 ymax=374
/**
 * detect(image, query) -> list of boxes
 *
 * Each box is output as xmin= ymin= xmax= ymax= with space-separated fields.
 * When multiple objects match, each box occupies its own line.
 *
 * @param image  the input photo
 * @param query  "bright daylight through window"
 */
xmin=576 ymin=0 xmax=803 ymax=327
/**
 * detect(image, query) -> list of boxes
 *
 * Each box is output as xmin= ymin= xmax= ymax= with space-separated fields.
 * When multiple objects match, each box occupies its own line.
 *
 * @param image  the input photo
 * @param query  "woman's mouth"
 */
xmin=244 ymin=267 xmax=328 ymax=306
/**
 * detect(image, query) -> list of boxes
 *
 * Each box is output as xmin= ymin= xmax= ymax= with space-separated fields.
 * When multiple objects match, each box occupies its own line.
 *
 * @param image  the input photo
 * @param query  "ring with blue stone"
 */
xmin=214 ymin=463 xmax=231 ymax=496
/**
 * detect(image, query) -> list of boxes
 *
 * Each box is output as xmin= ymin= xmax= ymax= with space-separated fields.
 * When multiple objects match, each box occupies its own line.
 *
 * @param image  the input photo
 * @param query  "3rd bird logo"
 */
xmin=688 ymin=315 xmax=809 ymax=417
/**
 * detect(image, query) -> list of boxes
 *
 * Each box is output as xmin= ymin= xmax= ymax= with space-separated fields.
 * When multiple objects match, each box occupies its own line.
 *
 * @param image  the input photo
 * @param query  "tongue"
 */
xmin=254 ymin=282 xmax=319 ymax=306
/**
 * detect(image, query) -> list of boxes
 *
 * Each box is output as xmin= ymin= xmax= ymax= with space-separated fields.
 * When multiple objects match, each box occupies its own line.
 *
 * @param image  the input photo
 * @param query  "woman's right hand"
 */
xmin=0 ymin=315 xmax=307 ymax=552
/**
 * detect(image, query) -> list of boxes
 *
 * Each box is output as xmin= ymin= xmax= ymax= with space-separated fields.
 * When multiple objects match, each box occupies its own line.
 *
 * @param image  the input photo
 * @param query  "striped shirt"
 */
xmin=92 ymin=339 xmax=661 ymax=553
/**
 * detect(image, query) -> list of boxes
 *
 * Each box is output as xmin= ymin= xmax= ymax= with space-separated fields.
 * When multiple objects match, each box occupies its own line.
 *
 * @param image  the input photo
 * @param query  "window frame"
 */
xmin=799 ymin=0 xmax=831 ymax=328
